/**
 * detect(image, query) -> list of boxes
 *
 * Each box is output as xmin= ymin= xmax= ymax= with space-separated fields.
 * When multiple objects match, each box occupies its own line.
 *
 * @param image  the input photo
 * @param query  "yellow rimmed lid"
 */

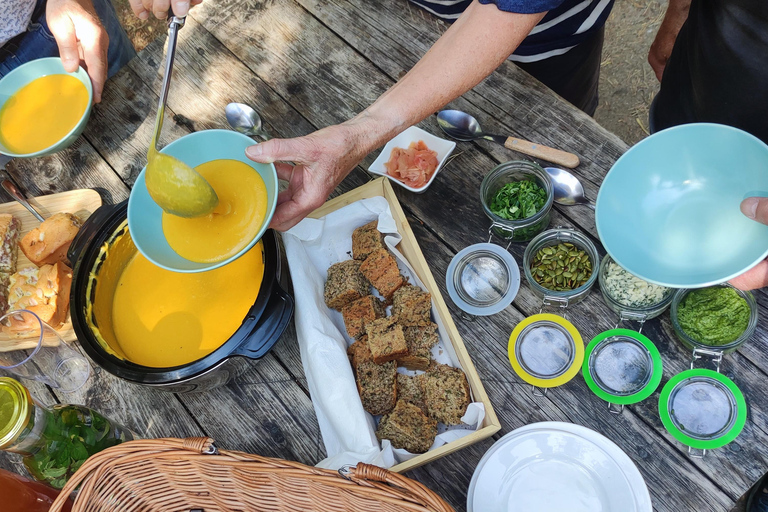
xmin=0 ymin=377 xmax=31 ymax=448
xmin=508 ymin=313 xmax=584 ymax=388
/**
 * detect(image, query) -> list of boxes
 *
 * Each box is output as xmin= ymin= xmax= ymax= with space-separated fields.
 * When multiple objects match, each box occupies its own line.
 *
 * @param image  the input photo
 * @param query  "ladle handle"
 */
xmin=503 ymin=137 xmax=580 ymax=169
xmin=1 ymin=177 xmax=45 ymax=222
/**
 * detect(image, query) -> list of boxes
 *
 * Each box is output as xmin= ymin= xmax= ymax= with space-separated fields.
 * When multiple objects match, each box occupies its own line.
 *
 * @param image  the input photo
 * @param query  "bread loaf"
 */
xmin=6 ymin=262 xmax=72 ymax=332
xmin=19 ymin=213 xmax=81 ymax=266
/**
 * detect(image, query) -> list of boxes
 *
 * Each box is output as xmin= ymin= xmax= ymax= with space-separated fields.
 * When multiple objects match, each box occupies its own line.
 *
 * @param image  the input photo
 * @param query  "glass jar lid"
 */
xmin=446 ymin=243 xmax=520 ymax=316
xmin=583 ymin=329 xmax=662 ymax=405
xmin=0 ymin=377 xmax=31 ymax=448
xmin=659 ymin=369 xmax=746 ymax=450
xmin=508 ymin=313 xmax=583 ymax=388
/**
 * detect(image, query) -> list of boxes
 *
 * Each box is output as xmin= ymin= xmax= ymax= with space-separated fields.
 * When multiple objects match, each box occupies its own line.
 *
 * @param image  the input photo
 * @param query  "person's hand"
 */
xmin=128 ymin=0 xmax=202 ymax=20
xmin=245 ymin=124 xmax=370 ymax=232
xmin=729 ymin=197 xmax=768 ymax=290
xmin=46 ymin=0 xmax=109 ymax=102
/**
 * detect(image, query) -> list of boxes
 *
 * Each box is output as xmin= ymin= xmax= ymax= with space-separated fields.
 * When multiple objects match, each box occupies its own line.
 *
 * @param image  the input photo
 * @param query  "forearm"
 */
xmin=343 ymin=1 xmax=545 ymax=154
xmin=659 ymin=0 xmax=691 ymax=40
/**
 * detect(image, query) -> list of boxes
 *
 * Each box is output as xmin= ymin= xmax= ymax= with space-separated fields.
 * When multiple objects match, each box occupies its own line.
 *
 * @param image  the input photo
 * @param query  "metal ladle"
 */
xmin=225 ymin=103 xmax=272 ymax=140
xmin=144 ymin=15 xmax=218 ymax=218
xmin=437 ymin=109 xmax=580 ymax=169
xmin=545 ymin=167 xmax=595 ymax=209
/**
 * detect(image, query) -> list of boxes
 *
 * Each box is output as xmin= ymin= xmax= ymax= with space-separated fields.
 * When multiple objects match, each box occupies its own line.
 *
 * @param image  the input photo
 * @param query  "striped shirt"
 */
xmin=409 ymin=0 xmax=614 ymax=62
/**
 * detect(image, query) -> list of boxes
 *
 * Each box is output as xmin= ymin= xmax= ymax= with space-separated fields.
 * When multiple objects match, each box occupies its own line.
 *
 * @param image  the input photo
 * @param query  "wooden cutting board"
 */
xmin=0 ymin=189 xmax=103 ymax=351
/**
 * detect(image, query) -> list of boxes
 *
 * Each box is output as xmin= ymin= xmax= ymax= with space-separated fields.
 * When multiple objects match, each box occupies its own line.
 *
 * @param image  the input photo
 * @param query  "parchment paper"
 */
xmin=283 ymin=196 xmax=485 ymax=469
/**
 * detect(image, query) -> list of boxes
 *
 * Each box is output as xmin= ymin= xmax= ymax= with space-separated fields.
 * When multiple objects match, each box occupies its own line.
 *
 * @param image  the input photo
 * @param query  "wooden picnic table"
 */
xmin=0 ymin=1 xmax=766 ymax=510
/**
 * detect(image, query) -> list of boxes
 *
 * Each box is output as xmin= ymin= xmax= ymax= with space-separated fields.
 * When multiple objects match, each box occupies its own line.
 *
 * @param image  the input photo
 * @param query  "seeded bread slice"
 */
xmin=366 ymin=317 xmax=408 ymax=364
xmin=352 ymin=221 xmax=385 ymax=261
xmin=347 ymin=337 xmax=374 ymax=370
xmin=376 ymin=400 xmax=437 ymax=454
xmin=396 ymin=374 xmax=427 ymax=414
xmin=324 ymin=260 xmax=369 ymax=311
xmin=355 ymin=360 xmax=397 ymax=415
xmin=392 ymin=284 xmax=432 ymax=326
xmin=397 ymin=322 xmax=438 ymax=371
xmin=424 ymin=363 xmax=471 ymax=425
xmin=359 ymin=248 xmax=404 ymax=300
xmin=342 ymin=295 xmax=385 ymax=339
xmin=0 ymin=214 xmax=20 ymax=274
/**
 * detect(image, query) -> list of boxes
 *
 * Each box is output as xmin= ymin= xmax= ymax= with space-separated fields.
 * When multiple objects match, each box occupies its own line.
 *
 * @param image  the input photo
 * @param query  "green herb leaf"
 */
xmin=489 ymin=179 xmax=547 ymax=221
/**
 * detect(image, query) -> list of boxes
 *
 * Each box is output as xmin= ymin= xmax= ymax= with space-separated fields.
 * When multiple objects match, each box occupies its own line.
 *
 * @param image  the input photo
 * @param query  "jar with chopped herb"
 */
xmin=598 ymin=255 xmax=673 ymax=321
xmin=523 ymin=228 xmax=599 ymax=306
xmin=671 ymin=285 xmax=758 ymax=354
xmin=481 ymin=161 xmax=553 ymax=242
xmin=0 ymin=377 xmax=135 ymax=489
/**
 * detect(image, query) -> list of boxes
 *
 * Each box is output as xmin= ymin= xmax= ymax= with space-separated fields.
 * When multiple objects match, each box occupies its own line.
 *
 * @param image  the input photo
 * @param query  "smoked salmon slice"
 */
xmin=384 ymin=140 xmax=439 ymax=189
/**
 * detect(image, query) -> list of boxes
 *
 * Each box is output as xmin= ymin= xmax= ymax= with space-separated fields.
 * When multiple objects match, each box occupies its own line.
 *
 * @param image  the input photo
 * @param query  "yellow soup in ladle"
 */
xmin=162 ymin=159 xmax=269 ymax=263
xmin=0 ymin=74 xmax=89 ymax=154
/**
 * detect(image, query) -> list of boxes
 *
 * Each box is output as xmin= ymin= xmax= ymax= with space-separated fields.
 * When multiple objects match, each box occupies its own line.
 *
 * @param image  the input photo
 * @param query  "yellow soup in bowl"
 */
xmin=0 ymin=74 xmax=89 ymax=154
xmin=162 ymin=159 xmax=269 ymax=263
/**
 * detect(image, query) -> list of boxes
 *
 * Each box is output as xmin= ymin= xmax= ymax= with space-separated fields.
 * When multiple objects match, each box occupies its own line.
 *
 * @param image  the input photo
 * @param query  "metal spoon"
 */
xmin=545 ymin=167 xmax=595 ymax=209
xmin=0 ymin=154 xmax=45 ymax=221
xmin=225 ymin=103 xmax=272 ymax=140
xmin=145 ymin=15 xmax=218 ymax=218
xmin=437 ymin=110 xmax=580 ymax=169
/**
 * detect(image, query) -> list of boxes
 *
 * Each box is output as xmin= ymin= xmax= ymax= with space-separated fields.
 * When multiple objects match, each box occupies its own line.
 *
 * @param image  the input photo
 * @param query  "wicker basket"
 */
xmin=49 ymin=438 xmax=455 ymax=512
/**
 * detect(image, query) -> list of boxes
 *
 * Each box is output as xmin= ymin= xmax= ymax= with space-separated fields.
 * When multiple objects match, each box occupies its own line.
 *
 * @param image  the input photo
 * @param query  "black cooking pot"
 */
xmin=68 ymin=201 xmax=294 ymax=393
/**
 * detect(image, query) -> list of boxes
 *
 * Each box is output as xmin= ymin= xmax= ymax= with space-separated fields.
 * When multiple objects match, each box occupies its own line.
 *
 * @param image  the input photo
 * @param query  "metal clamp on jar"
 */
xmin=669 ymin=284 xmax=758 ymax=372
xmin=480 ymin=161 xmax=553 ymax=246
xmin=598 ymin=254 xmax=674 ymax=332
xmin=582 ymin=329 xmax=663 ymax=415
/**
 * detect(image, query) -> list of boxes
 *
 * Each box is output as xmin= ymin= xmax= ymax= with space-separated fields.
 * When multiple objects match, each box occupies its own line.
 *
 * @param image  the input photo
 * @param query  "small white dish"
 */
xmin=368 ymin=125 xmax=456 ymax=193
xmin=467 ymin=421 xmax=652 ymax=512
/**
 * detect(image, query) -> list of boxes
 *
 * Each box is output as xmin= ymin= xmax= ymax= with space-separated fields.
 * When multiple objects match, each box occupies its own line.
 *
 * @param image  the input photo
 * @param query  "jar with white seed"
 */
xmin=598 ymin=254 xmax=674 ymax=326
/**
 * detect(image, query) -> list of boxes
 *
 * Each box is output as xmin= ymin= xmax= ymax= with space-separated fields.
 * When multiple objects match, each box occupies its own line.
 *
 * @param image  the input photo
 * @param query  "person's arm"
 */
xmin=648 ymin=0 xmax=691 ymax=81
xmin=247 ymin=1 xmax=546 ymax=231
xmin=46 ymin=0 xmax=109 ymax=102
xmin=128 ymin=0 xmax=203 ymax=21
xmin=730 ymin=197 xmax=768 ymax=290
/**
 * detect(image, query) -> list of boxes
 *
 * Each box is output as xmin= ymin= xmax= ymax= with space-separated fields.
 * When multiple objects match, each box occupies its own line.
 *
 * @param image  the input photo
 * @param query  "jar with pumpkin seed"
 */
xmin=522 ymin=228 xmax=600 ymax=307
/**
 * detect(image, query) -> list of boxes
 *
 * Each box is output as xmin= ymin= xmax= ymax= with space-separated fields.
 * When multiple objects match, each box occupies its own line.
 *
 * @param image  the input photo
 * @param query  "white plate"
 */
xmin=467 ymin=422 xmax=652 ymax=512
xmin=368 ymin=125 xmax=456 ymax=193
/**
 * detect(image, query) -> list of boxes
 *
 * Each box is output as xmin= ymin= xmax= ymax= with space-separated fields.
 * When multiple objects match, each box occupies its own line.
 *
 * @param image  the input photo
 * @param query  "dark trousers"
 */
xmin=516 ymin=26 xmax=605 ymax=117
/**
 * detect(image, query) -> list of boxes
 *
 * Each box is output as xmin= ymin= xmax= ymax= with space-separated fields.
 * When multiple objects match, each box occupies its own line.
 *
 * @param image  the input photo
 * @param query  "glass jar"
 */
xmin=480 ymin=161 xmax=553 ymax=243
xmin=670 ymin=284 xmax=758 ymax=357
xmin=523 ymin=228 xmax=600 ymax=307
xmin=0 ymin=377 xmax=134 ymax=489
xmin=598 ymin=254 xmax=674 ymax=324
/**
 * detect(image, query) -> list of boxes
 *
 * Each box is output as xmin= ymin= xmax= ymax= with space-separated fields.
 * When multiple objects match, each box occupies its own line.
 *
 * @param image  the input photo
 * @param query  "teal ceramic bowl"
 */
xmin=596 ymin=123 xmax=768 ymax=288
xmin=128 ymin=129 xmax=278 ymax=273
xmin=0 ymin=57 xmax=93 ymax=157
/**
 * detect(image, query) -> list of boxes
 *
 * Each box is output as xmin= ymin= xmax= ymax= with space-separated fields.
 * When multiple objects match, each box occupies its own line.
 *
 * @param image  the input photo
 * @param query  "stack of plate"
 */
xmin=467 ymin=422 xmax=652 ymax=512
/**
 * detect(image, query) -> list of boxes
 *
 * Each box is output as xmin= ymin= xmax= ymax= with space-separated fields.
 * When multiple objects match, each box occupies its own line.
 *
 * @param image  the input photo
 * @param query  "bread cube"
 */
xmin=342 ymin=295 xmax=385 ymax=339
xmin=347 ymin=337 xmax=374 ymax=370
xmin=365 ymin=316 xmax=408 ymax=364
xmin=324 ymin=260 xmax=369 ymax=310
xmin=397 ymin=322 xmax=438 ymax=371
xmin=392 ymin=284 xmax=432 ymax=326
xmin=424 ymin=363 xmax=471 ymax=425
xmin=359 ymin=248 xmax=404 ymax=299
xmin=352 ymin=221 xmax=385 ymax=261
xmin=20 ymin=213 xmax=81 ymax=267
xmin=376 ymin=400 xmax=437 ymax=453
xmin=396 ymin=373 xmax=427 ymax=414
xmin=356 ymin=360 xmax=397 ymax=415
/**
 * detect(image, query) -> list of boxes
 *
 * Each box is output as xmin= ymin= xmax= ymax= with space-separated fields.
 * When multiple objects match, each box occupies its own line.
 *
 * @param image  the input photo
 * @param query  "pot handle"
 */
xmin=234 ymin=283 xmax=294 ymax=359
xmin=68 ymin=201 xmax=126 ymax=264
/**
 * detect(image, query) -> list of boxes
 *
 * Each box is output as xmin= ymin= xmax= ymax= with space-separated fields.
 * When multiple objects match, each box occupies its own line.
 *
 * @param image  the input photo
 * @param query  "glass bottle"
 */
xmin=0 ymin=377 xmax=134 ymax=489
xmin=0 ymin=467 xmax=73 ymax=512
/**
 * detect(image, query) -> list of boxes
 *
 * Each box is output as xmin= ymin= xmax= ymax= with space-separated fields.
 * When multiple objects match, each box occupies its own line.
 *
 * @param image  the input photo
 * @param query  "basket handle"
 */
xmin=182 ymin=437 xmax=218 ymax=454
xmin=351 ymin=463 xmax=455 ymax=512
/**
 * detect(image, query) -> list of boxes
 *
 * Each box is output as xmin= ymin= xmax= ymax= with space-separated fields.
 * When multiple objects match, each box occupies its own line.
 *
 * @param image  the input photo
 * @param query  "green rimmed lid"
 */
xmin=582 ymin=329 xmax=663 ymax=405
xmin=659 ymin=369 xmax=746 ymax=450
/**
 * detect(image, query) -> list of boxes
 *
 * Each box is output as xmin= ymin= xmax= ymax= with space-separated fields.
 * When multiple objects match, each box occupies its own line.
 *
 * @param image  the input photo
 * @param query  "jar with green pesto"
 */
xmin=670 ymin=284 xmax=758 ymax=354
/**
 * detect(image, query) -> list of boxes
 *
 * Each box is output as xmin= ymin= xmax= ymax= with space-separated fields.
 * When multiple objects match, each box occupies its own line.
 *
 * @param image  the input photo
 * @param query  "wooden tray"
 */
xmin=309 ymin=177 xmax=501 ymax=473
xmin=0 ymin=189 xmax=103 ymax=351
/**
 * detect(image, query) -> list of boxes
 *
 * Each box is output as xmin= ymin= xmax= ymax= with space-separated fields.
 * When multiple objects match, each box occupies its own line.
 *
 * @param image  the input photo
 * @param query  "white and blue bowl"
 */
xmin=128 ymin=129 xmax=278 ymax=273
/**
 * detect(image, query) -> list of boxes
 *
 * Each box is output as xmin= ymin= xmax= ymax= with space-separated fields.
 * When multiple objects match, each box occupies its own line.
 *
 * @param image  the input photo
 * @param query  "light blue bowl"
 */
xmin=128 ymin=129 xmax=277 ymax=273
xmin=596 ymin=123 xmax=768 ymax=288
xmin=0 ymin=57 xmax=93 ymax=157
